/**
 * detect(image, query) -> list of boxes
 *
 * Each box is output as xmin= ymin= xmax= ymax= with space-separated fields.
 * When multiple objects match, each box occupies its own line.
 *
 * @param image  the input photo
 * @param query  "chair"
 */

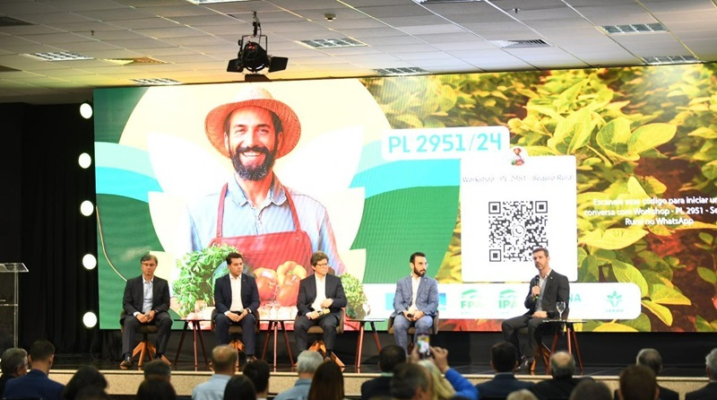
xmin=302 ymin=308 xmax=346 ymax=367
xmin=120 ymin=311 xmax=159 ymax=367
xmin=211 ymin=309 xmax=261 ymax=368
xmin=387 ymin=310 xmax=440 ymax=353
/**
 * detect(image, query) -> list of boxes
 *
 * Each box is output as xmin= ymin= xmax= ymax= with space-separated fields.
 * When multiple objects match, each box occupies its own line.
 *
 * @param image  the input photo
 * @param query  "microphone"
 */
xmin=532 ymin=275 xmax=540 ymax=300
xmin=318 ymin=309 xmax=331 ymax=317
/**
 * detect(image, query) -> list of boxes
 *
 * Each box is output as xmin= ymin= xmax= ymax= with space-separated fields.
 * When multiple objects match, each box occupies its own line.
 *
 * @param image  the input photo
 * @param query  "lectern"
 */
xmin=0 ymin=262 xmax=28 ymax=355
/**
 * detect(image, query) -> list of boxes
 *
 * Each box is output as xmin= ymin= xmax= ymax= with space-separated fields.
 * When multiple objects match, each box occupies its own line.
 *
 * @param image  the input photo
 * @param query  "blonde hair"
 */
xmin=418 ymin=360 xmax=455 ymax=400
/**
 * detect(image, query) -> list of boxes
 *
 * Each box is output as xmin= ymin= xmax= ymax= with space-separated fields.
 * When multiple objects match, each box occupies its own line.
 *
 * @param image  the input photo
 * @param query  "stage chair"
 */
xmin=387 ymin=310 xmax=440 ymax=353
xmin=302 ymin=308 xmax=346 ymax=367
xmin=120 ymin=311 xmax=158 ymax=367
xmin=211 ymin=309 xmax=261 ymax=368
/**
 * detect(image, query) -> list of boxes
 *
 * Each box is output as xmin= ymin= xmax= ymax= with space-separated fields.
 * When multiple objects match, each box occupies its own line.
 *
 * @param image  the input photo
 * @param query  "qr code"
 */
xmin=487 ymin=201 xmax=548 ymax=262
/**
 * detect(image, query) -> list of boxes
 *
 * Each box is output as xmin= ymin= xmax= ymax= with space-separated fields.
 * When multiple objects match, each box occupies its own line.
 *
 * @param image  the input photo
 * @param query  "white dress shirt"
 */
xmin=311 ymin=274 xmax=328 ymax=312
xmin=228 ymin=274 xmax=244 ymax=313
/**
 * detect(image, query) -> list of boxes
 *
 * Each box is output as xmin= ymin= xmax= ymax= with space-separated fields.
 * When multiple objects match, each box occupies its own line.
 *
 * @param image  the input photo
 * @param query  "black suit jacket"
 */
xmin=3 ymin=369 xmax=65 ymax=400
xmin=614 ymin=385 xmax=679 ymax=400
xmin=121 ymin=275 xmax=170 ymax=322
xmin=686 ymin=381 xmax=717 ymax=400
xmin=530 ymin=376 xmax=591 ymax=400
xmin=297 ymin=274 xmax=347 ymax=318
xmin=361 ymin=376 xmax=392 ymax=400
xmin=524 ymin=270 xmax=570 ymax=319
xmin=214 ymin=273 xmax=260 ymax=315
xmin=476 ymin=373 xmax=535 ymax=398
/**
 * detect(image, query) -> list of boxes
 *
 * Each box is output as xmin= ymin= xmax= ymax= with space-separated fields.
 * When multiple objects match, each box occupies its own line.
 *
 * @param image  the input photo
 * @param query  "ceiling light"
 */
xmin=25 ymin=52 xmax=94 ymax=61
xmin=80 ymin=201 xmax=94 ymax=216
xmin=83 ymin=312 xmax=98 ymax=328
xmin=374 ymin=67 xmax=427 ymax=76
xmin=227 ymin=12 xmax=288 ymax=74
xmin=104 ymin=57 xmax=166 ymax=66
xmin=298 ymin=38 xmax=367 ymax=49
xmin=490 ymin=39 xmax=550 ymax=49
xmin=600 ymin=23 xmax=666 ymax=35
xmin=80 ymin=102 xmax=93 ymax=119
xmin=79 ymin=153 xmax=92 ymax=169
xmin=131 ymin=78 xmax=182 ymax=86
xmin=82 ymin=254 xmax=97 ymax=270
xmin=185 ymin=0 xmax=252 ymax=3
xmin=642 ymin=55 xmax=700 ymax=65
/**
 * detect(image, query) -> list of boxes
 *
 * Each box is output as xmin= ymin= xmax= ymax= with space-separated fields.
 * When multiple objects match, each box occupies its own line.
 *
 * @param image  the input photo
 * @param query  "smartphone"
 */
xmin=417 ymin=334 xmax=431 ymax=359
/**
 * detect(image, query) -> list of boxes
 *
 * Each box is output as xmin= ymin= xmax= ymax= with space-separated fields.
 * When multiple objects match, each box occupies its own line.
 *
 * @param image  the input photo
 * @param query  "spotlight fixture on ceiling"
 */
xmin=227 ymin=12 xmax=288 ymax=74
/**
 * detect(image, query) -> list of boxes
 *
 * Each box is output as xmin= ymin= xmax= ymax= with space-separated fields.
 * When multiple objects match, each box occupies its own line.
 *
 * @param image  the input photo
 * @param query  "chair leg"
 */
xmin=229 ymin=338 xmax=245 ymax=369
xmin=309 ymin=340 xmax=344 ymax=367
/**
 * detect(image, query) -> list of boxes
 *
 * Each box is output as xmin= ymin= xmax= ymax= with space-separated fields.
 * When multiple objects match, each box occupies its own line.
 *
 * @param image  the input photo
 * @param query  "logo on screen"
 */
xmin=499 ymin=290 xmax=517 ymax=309
xmin=607 ymin=290 xmax=623 ymax=308
xmin=461 ymin=289 xmax=481 ymax=310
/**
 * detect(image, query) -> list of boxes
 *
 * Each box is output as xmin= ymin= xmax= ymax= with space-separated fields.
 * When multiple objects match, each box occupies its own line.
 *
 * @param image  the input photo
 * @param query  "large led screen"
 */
xmin=95 ymin=64 xmax=717 ymax=332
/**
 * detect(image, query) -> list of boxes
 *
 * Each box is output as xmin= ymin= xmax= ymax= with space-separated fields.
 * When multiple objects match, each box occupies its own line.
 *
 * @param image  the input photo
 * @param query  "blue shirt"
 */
xmin=274 ymin=378 xmax=312 ymax=400
xmin=3 ymin=369 xmax=65 ymax=400
xmin=192 ymin=374 xmax=232 ymax=400
xmin=184 ymin=174 xmax=345 ymax=274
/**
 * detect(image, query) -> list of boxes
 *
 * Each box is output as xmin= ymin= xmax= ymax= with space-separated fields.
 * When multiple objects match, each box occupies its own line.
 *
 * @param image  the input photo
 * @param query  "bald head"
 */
xmin=550 ymin=351 xmax=575 ymax=379
xmin=212 ymin=345 xmax=237 ymax=375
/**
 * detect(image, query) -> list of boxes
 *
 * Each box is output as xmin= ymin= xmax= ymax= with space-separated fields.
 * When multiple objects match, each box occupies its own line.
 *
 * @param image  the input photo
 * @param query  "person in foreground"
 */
xmin=143 ymin=359 xmax=172 ymax=382
xmin=120 ymin=253 xmax=172 ymax=369
xmin=243 ymin=360 xmax=271 ymax=400
xmin=0 ymin=347 xmax=28 ymax=397
xmin=392 ymin=252 xmax=439 ymax=354
xmin=224 ymin=375 xmax=257 ymax=400
xmin=3 ymin=340 xmax=65 ymax=400
xmin=192 ymin=345 xmax=237 ymax=400
xmin=295 ymin=251 xmax=347 ymax=361
xmin=308 ymin=361 xmax=346 ymax=400
xmin=618 ymin=365 xmax=658 ymax=400
xmin=391 ymin=363 xmax=432 ymax=400
xmin=475 ymin=341 xmax=534 ymax=398
xmin=571 ymin=380 xmax=612 ymax=400
xmin=275 ymin=350 xmax=324 ymax=400
xmin=612 ymin=348 xmax=678 ymax=400
xmin=417 ymin=346 xmax=478 ymax=400
xmin=361 ymin=345 xmax=406 ymax=400
xmin=529 ymin=351 xmax=590 ymax=400
xmin=137 ymin=378 xmax=176 ymax=400
xmin=502 ymin=247 xmax=570 ymax=371
xmin=62 ymin=366 xmax=107 ymax=400
xmin=686 ymin=348 xmax=717 ymax=400
xmin=213 ymin=252 xmax=260 ymax=361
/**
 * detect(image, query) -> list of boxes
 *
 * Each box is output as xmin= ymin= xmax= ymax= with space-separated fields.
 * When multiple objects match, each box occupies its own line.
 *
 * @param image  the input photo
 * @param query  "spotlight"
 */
xmin=83 ymin=311 xmax=98 ymax=328
xmin=226 ymin=12 xmax=288 ymax=75
xmin=80 ymin=102 xmax=93 ymax=119
xmin=80 ymin=200 xmax=94 ymax=216
xmin=83 ymin=254 xmax=97 ymax=270
xmin=79 ymin=153 xmax=92 ymax=169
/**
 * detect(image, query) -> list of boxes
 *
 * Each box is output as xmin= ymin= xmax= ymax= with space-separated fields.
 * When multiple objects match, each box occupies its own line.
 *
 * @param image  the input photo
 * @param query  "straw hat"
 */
xmin=204 ymin=86 xmax=301 ymax=159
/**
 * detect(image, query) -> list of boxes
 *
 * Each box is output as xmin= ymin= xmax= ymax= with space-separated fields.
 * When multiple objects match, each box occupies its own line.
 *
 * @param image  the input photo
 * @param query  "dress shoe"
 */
xmin=516 ymin=356 xmax=533 ymax=373
xmin=120 ymin=356 xmax=133 ymax=369
xmin=238 ymin=351 xmax=247 ymax=366
xmin=247 ymin=355 xmax=258 ymax=363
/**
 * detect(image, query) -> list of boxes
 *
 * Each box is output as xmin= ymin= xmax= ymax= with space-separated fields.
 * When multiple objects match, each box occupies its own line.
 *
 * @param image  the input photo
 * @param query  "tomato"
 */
xmin=255 ymin=267 xmax=278 ymax=283
xmin=256 ymin=276 xmax=277 ymax=301
xmin=277 ymin=261 xmax=308 ymax=285
xmin=276 ymin=282 xmax=299 ymax=306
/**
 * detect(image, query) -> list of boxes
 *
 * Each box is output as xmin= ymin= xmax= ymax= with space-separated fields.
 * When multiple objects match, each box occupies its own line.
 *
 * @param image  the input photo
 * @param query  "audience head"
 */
xmin=296 ymin=350 xmax=323 ymax=377
xmin=136 ymin=378 xmax=176 ymax=400
xmin=308 ymin=361 xmax=345 ymax=400
xmin=63 ymin=366 xmax=108 ymax=400
xmin=619 ymin=365 xmax=658 ymax=400
xmin=418 ymin=360 xmax=454 ymax=400
xmin=379 ymin=345 xmax=407 ymax=373
xmin=706 ymin=348 xmax=717 ymax=380
xmin=636 ymin=349 xmax=663 ymax=376
xmin=550 ymin=351 xmax=575 ymax=379
xmin=143 ymin=359 xmax=172 ymax=382
xmin=569 ymin=380 xmax=612 ymax=400
xmin=1 ymin=347 xmax=28 ymax=377
xmin=391 ymin=363 xmax=431 ymax=400
xmin=490 ymin=341 xmax=518 ymax=373
xmin=243 ymin=360 xmax=270 ymax=396
xmin=75 ymin=386 xmax=110 ymax=400
xmin=224 ymin=375 xmax=257 ymax=400
xmin=211 ymin=345 xmax=237 ymax=375
xmin=29 ymin=339 xmax=56 ymax=365
xmin=507 ymin=389 xmax=538 ymax=400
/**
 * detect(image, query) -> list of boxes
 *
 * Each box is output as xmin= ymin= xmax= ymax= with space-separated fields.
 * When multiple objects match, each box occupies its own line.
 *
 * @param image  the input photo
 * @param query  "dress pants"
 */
xmin=393 ymin=314 xmax=433 ymax=354
xmin=214 ymin=312 xmax=257 ymax=355
xmin=121 ymin=312 xmax=172 ymax=357
xmin=294 ymin=313 xmax=339 ymax=354
xmin=501 ymin=314 xmax=544 ymax=359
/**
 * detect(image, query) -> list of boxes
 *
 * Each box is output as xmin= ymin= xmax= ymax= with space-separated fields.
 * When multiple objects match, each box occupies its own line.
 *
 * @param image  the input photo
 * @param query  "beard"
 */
xmin=413 ymin=266 xmax=426 ymax=277
xmin=231 ymin=145 xmax=277 ymax=181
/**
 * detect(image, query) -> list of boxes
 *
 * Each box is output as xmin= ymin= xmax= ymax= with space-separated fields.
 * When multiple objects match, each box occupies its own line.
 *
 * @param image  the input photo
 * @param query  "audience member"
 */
xmin=137 ymin=378 xmax=177 ymax=400
xmin=508 ymin=389 xmax=538 ymax=400
xmin=275 ymin=350 xmax=323 ymax=400
xmin=144 ymin=359 xmax=173 ymax=382
xmin=224 ymin=375 xmax=257 ymax=400
xmin=3 ymin=340 xmax=65 ymax=400
xmin=686 ymin=348 xmax=717 ymax=400
xmin=570 ymin=380 xmax=611 ymax=400
xmin=391 ymin=363 xmax=432 ymax=400
xmin=476 ymin=342 xmax=534 ymax=398
xmin=618 ymin=365 xmax=658 ymax=400
xmin=308 ymin=361 xmax=346 ymax=400
xmin=418 ymin=347 xmax=477 ymax=400
xmin=192 ymin=345 xmax=237 ymax=400
xmin=361 ymin=345 xmax=406 ymax=400
xmin=0 ymin=348 xmax=28 ymax=397
xmin=529 ymin=351 xmax=589 ymax=400
xmin=74 ymin=386 xmax=110 ymax=400
xmin=63 ymin=366 xmax=108 ymax=400
xmin=243 ymin=359 xmax=271 ymax=400
xmin=612 ymin=349 xmax=678 ymax=400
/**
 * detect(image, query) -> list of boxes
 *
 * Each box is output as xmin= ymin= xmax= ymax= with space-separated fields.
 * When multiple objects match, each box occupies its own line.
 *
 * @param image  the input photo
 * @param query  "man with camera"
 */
xmin=392 ymin=252 xmax=439 ymax=354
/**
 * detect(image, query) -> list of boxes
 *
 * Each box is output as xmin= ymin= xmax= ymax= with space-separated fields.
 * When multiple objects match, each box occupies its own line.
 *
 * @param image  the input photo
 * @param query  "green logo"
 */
xmin=607 ymin=291 xmax=622 ymax=308
xmin=461 ymin=289 xmax=480 ymax=310
xmin=499 ymin=290 xmax=517 ymax=309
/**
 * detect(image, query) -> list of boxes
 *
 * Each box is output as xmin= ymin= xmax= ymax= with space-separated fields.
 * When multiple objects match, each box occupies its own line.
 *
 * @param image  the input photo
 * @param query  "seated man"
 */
xmin=214 ymin=252 xmax=260 ymax=361
xmin=618 ymin=365 xmax=658 ymax=400
xmin=275 ymin=350 xmax=323 ymax=400
xmin=476 ymin=342 xmax=534 ymax=398
xmin=120 ymin=253 xmax=172 ymax=369
xmin=501 ymin=247 xmax=569 ymax=371
xmin=3 ymin=340 xmax=65 ymax=400
xmin=530 ymin=352 xmax=590 ymax=400
xmin=192 ymin=346 xmax=236 ymax=400
xmin=686 ymin=348 xmax=717 ymax=400
xmin=0 ymin=348 xmax=28 ymax=397
xmin=295 ymin=251 xmax=347 ymax=361
xmin=392 ymin=252 xmax=439 ymax=354
xmin=612 ymin=349 xmax=678 ymax=400
xmin=361 ymin=345 xmax=406 ymax=400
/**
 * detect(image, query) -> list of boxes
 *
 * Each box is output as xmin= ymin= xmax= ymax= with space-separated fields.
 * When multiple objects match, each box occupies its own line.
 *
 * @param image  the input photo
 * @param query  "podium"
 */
xmin=0 ymin=262 xmax=28 ymax=355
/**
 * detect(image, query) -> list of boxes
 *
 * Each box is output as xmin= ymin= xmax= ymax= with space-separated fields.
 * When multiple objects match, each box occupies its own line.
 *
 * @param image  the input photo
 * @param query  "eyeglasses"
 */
xmin=315 ymin=262 xmax=329 ymax=268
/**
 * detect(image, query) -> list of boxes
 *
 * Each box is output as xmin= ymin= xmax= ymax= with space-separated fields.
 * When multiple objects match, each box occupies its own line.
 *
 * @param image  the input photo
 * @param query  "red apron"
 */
xmin=208 ymin=183 xmax=313 ymax=275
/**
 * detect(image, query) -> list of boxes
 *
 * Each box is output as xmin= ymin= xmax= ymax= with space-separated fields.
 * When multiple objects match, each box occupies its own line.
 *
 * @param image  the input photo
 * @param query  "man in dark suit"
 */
xmin=476 ymin=342 xmax=534 ymax=398
xmin=3 ymin=340 xmax=64 ymax=400
xmin=530 ymin=352 xmax=591 ymax=400
xmin=120 ymin=253 xmax=172 ymax=369
xmin=214 ymin=252 xmax=260 ymax=361
xmin=618 ymin=365 xmax=659 ymax=400
xmin=612 ymin=349 xmax=678 ymax=400
xmin=0 ymin=348 xmax=28 ymax=398
xmin=686 ymin=348 xmax=717 ymax=400
xmin=295 ymin=251 xmax=347 ymax=360
xmin=502 ymin=247 xmax=570 ymax=371
xmin=361 ymin=345 xmax=407 ymax=400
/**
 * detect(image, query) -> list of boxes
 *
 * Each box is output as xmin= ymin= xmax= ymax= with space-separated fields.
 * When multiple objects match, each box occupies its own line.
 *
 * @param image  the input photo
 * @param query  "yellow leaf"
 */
xmin=579 ymin=228 xmax=648 ymax=250
xmin=593 ymin=323 xmax=638 ymax=332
